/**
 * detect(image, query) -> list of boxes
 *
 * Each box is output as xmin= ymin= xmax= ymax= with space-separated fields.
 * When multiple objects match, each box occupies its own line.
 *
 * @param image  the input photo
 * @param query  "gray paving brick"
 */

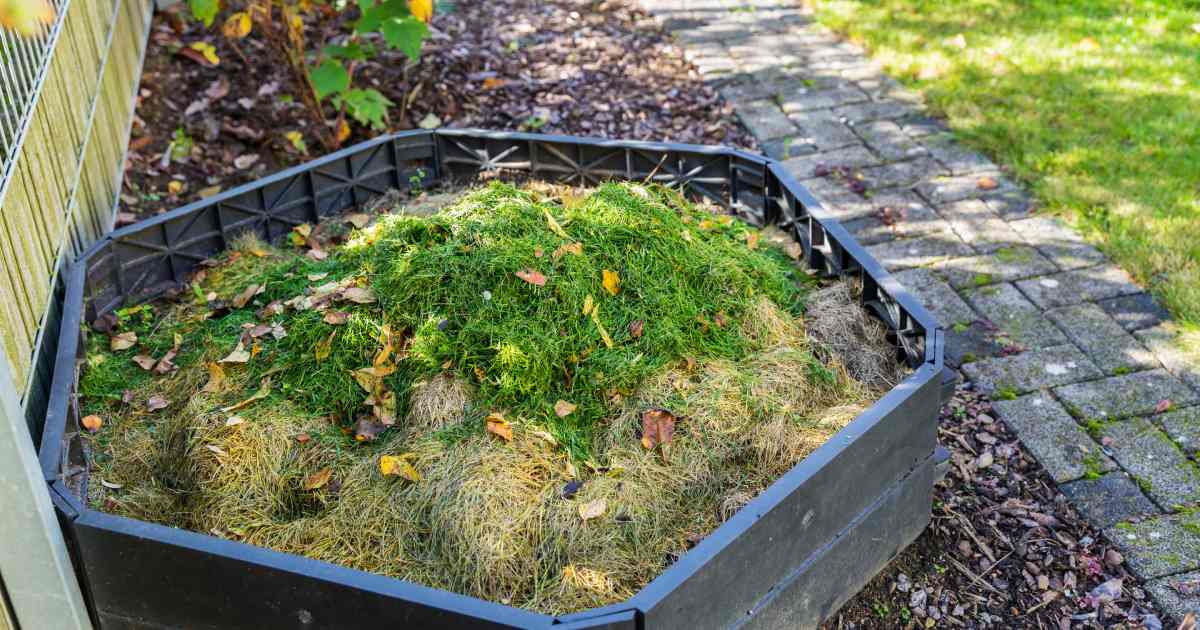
xmin=727 ymin=41 xmax=805 ymax=69
xmin=832 ymin=99 xmax=913 ymax=122
xmin=938 ymin=199 xmax=1025 ymax=254
xmin=1100 ymin=417 xmax=1200 ymax=509
xmin=781 ymin=144 xmax=879 ymax=179
xmin=1060 ymin=473 xmax=1161 ymax=529
xmin=859 ymin=157 xmax=946 ymax=190
xmin=736 ymin=100 xmax=797 ymax=141
xmin=930 ymin=246 xmax=1059 ymax=290
xmin=1107 ymin=511 xmax=1200 ymax=579
xmin=1098 ymin=293 xmax=1171 ymax=333
xmin=896 ymin=114 xmax=948 ymax=138
xmin=1158 ymin=406 xmax=1200 ymax=458
xmin=921 ymin=133 xmax=996 ymax=175
xmin=1014 ymin=266 xmax=1142 ymax=310
xmin=981 ymin=190 xmax=1036 ymax=221
xmin=961 ymin=344 xmax=1101 ymax=396
xmin=1135 ymin=324 xmax=1200 ymax=394
xmin=1145 ymin=571 xmax=1200 ymax=625
xmin=779 ymin=86 xmax=869 ymax=114
xmin=1045 ymin=303 xmax=1158 ymax=375
xmin=1007 ymin=215 xmax=1107 ymax=271
xmin=946 ymin=321 xmax=1005 ymax=369
xmin=914 ymin=171 xmax=1020 ymax=205
xmin=786 ymin=110 xmax=863 ymax=153
xmin=992 ymin=391 xmax=1114 ymax=483
xmin=853 ymin=120 xmax=928 ymax=161
xmin=961 ymin=283 xmax=1069 ymax=350
xmin=1055 ymin=370 xmax=1199 ymax=421
xmin=892 ymin=268 xmax=976 ymax=327
xmin=864 ymin=233 xmax=974 ymax=270
xmin=840 ymin=201 xmax=953 ymax=246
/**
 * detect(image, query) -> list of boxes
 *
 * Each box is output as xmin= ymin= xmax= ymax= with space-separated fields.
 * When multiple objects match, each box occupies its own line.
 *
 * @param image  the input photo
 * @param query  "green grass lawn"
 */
xmin=810 ymin=0 xmax=1200 ymax=338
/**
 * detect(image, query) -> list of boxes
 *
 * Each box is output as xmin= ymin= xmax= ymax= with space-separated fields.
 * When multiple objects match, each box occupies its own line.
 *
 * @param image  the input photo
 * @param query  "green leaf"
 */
xmin=310 ymin=60 xmax=350 ymax=100
xmin=355 ymin=0 xmax=409 ymax=33
xmin=338 ymin=89 xmax=394 ymax=130
xmin=380 ymin=16 xmax=428 ymax=61
xmin=189 ymin=0 xmax=220 ymax=28
xmin=322 ymin=42 xmax=375 ymax=61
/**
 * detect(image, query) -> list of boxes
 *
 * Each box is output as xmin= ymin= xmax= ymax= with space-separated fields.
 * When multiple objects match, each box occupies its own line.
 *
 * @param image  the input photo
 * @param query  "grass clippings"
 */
xmin=80 ymin=182 xmax=896 ymax=614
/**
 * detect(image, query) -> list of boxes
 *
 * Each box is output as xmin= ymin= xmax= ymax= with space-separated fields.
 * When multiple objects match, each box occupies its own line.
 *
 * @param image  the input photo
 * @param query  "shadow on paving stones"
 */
xmin=824 ymin=384 xmax=1166 ymax=630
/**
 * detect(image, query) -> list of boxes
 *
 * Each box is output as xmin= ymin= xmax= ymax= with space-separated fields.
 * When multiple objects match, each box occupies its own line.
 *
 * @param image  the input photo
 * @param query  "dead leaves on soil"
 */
xmin=379 ymin=453 xmax=421 ymax=482
xmin=640 ymin=408 xmax=677 ymax=451
xmin=485 ymin=412 xmax=513 ymax=442
xmin=81 ymin=415 xmax=104 ymax=432
xmin=303 ymin=467 xmax=333 ymax=491
xmin=110 ymin=331 xmax=137 ymax=351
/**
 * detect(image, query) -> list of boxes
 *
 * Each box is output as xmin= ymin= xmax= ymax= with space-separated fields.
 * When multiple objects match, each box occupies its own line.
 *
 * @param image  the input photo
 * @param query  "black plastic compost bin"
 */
xmin=38 ymin=129 xmax=951 ymax=630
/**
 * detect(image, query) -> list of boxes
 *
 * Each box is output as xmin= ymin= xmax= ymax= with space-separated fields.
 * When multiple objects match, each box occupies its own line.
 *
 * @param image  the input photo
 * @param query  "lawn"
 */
xmin=810 ymin=0 xmax=1200 ymax=336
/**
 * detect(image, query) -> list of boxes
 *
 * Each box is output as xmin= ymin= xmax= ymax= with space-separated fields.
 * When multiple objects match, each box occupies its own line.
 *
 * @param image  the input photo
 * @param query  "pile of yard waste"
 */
xmin=80 ymin=181 xmax=901 ymax=613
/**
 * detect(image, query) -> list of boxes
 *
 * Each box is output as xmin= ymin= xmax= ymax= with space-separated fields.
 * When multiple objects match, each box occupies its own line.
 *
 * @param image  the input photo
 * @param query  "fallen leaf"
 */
xmin=232 ymin=283 xmax=263 ymax=308
xmin=220 ymin=341 xmax=251 ymax=364
xmin=205 ymin=444 xmax=227 ymax=457
xmin=486 ymin=412 xmax=513 ymax=442
xmin=578 ymin=498 xmax=607 ymax=521
xmin=1154 ymin=399 xmax=1172 ymax=414
xmin=419 ymin=113 xmax=441 ymax=129
xmin=197 ymin=185 xmax=222 ymax=199
xmin=714 ymin=311 xmax=728 ymax=328
xmin=341 ymin=286 xmax=376 ymax=304
xmin=222 ymin=11 xmax=251 ymax=39
xmin=205 ymin=76 xmax=230 ymax=100
xmin=553 ymin=242 xmax=583 ymax=261
xmin=221 ymin=377 xmax=272 ymax=413
xmin=132 ymin=354 xmax=157 ymax=370
xmin=284 ymin=130 xmax=308 ymax=154
xmin=81 ymin=415 xmax=103 ymax=432
xmin=590 ymin=305 xmax=613 ymax=349
xmin=303 ymin=467 xmax=333 ymax=491
xmin=354 ymin=416 xmax=387 ymax=442
xmin=295 ymin=433 xmax=311 ymax=444
xmin=153 ymin=348 xmax=178 ymax=374
xmin=408 ymin=0 xmax=433 ymax=22
xmin=482 ymin=77 xmax=508 ymax=90
xmin=554 ymin=400 xmax=577 ymax=418
xmin=379 ymin=454 xmax=421 ymax=481
xmin=532 ymin=430 xmax=558 ymax=447
xmin=602 ymin=269 xmax=621 ymax=296
xmin=976 ymin=176 xmax=999 ymax=190
xmin=315 ymin=331 xmax=335 ymax=362
xmin=582 ymin=294 xmax=595 ymax=316
xmin=225 ymin=416 xmax=245 ymax=427
xmin=324 ymin=311 xmax=349 ymax=325
xmin=641 ymin=408 xmax=677 ymax=450
xmin=234 ymin=154 xmax=259 ymax=169
xmin=543 ymin=209 xmax=569 ymax=238
xmin=629 ymin=320 xmax=644 ymax=339
xmin=201 ymin=362 xmax=227 ymax=393
xmin=147 ymin=395 xmax=169 ymax=412
xmin=516 ymin=269 xmax=547 ymax=287
xmin=307 ymin=272 xmax=329 ymax=281
xmin=745 ymin=231 xmax=759 ymax=250
xmin=345 ymin=213 xmax=371 ymax=228
xmin=110 ymin=331 xmax=138 ymax=351
xmin=168 ymin=180 xmax=185 ymax=195
xmin=189 ymin=41 xmax=220 ymax=66
xmin=99 ymin=479 xmax=123 ymax=490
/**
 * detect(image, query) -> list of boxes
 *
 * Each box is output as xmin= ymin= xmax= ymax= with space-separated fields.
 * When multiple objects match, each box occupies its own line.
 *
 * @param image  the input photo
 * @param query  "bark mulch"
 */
xmin=120 ymin=0 xmax=752 ymax=222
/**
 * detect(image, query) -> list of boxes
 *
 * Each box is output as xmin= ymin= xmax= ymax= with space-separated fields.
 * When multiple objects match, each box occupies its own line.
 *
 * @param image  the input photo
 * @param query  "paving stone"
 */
xmin=782 ymin=144 xmax=880 ymax=179
xmin=691 ymin=54 xmax=739 ymax=76
xmin=1157 ymin=406 xmax=1200 ymax=458
xmin=1060 ymin=473 xmax=1161 ymax=529
xmin=852 ymin=120 xmax=928 ymax=161
xmin=946 ymin=321 xmax=1005 ymax=369
xmin=1099 ymin=417 xmax=1200 ymax=510
xmin=832 ymin=100 xmax=913 ymax=122
xmin=760 ymin=136 xmax=819 ymax=160
xmin=1134 ymin=323 xmax=1200 ymax=394
xmin=785 ymin=110 xmax=862 ymax=153
xmin=859 ymin=157 xmax=946 ymax=190
xmin=1044 ymin=303 xmax=1158 ymax=375
xmin=840 ymin=202 xmax=953 ymax=246
xmin=961 ymin=283 xmax=1069 ymax=350
xmin=938 ymin=199 xmax=1025 ymax=254
xmin=779 ymin=86 xmax=870 ymax=114
xmin=921 ymin=133 xmax=996 ymax=175
xmin=1145 ymin=571 xmax=1200 ymax=625
xmin=980 ymin=189 xmax=1036 ymax=221
xmin=727 ymin=41 xmax=805 ymax=69
xmin=1098 ymin=293 xmax=1171 ymax=332
xmin=914 ymin=170 xmax=1021 ymax=206
xmin=896 ymin=114 xmax=949 ymax=138
xmin=1106 ymin=511 xmax=1200 ymax=580
xmin=799 ymin=179 xmax=879 ymax=221
xmin=736 ymin=100 xmax=797 ymax=141
xmin=961 ymin=344 xmax=1101 ymax=396
xmin=1007 ymin=215 xmax=1107 ymax=271
xmin=1054 ymin=370 xmax=1199 ymax=421
xmin=892 ymin=268 xmax=976 ymax=327
xmin=930 ymin=246 xmax=1059 ymax=290
xmin=864 ymin=233 xmax=974 ymax=270
xmin=992 ymin=391 xmax=1114 ymax=483
xmin=1014 ymin=266 xmax=1142 ymax=310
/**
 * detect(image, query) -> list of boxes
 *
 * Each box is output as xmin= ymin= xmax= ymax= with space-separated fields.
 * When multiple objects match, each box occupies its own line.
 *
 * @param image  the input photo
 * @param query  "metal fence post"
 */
xmin=0 ymin=355 xmax=90 ymax=630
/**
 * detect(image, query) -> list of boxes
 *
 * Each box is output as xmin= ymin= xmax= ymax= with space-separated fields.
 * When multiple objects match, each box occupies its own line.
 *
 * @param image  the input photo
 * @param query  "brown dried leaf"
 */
xmin=147 ymin=395 xmax=169 ymax=412
xmin=629 ymin=320 xmax=644 ymax=339
xmin=976 ymin=176 xmax=999 ymax=190
xmin=303 ymin=467 xmax=333 ymax=491
xmin=516 ymin=268 xmax=547 ymax=287
xmin=641 ymin=408 xmax=677 ymax=450
xmin=110 ymin=331 xmax=138 ymax=351
xmin=554 ymin=400 xmax=577 ymax=418
xmin=220 ymin=341 xmax=251 ymax=364
xmin=578 ymin=498 xmax=606 ymax=521
xmin=345 ymin=213 xmax=371 ymax=229
xmin=552 ymin=241 xmax=583 ymax=259
xmin=354 ymin=416 xmax=387 ymax=442
xmin=232 ymin=283 xmax=264 ymax=309
xmin=201 ymin=362 xmax=227 ymax=394
xmin=745 ymin=231 xmax=759 ymax=250
xmin=324 ymin=311 xmax=349 ymax=325
xmin=486 ymin=412 xmax=513 ymax=442
xmin=132 ymin=354 xmax=157 ymax=370
xmin=341 ymin=286 xmax=376 ymax=304
xmin=81 ymin=415 xmax=103 ymax=432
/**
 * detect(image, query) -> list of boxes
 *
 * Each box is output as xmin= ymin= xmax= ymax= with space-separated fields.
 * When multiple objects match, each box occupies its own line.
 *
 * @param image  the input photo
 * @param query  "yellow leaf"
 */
xmin=602 ymin=269 xmax=620 ymax=296
xmin=222 ymin=12 xmax=252 ymax=39
xmin=168 ymin=180 xmax=185 ymax=195
xmin=110 ymin=331 xmax=137 ymax=351
xmin=590 ymin=306 xmax=613 ymax=349
xmin=485 ymin=412 xmax=513 ymax=442
xmin=380 ymin=454 xmax=421 ymax=481
xmin=0 ymin=0 xmax=54 ymax=36
xmin=408 ymin=0 xmax=433 ymax=23
xmin=578 ymin=498 xmax=606 ymax=521
xmin=190 ymin=41 xmax=220 ymax=66
xmin=745 ymin=231 xmax=759 ymax=250
xmin=201 ymin=362 xmax=227 ymax=393
xmin=336 ymin=119 xmax=351 ymax=144
xmin=554 ymin=400 xmax=577 ymax=418
xmin=303 ymin=467 xmax=332 ymax=491
xmin=81 ymin=415 xmax=103 ymax=432
xmin=315 ymin=331 xmax=335 ymax=362
xmin=221 ymin=377 xmax=272 ymax=413
xmin=582 ymin=294 xmax=594 ymax=316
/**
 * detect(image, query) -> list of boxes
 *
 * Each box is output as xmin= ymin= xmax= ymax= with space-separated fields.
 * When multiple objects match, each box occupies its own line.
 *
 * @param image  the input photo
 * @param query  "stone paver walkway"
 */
xmin=639 ymin=0 xmax=1200 ymax=621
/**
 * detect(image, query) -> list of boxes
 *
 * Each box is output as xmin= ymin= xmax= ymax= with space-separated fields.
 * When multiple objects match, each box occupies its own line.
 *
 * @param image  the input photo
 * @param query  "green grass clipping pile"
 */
xmin=79 ymin=181 xmax=903 ymax=614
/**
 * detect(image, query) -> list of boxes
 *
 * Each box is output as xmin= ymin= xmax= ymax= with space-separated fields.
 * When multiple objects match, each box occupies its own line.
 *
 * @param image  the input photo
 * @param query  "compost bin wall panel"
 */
xmin=634 ymin=364 xmax=941 ymax=630
xmin=71 ymin=512 xmax=554 ymax=630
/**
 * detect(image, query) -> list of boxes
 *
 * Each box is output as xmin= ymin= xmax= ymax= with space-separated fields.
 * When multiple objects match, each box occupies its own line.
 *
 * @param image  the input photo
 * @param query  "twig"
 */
xmin=642 ymin=153 xmax=669 ymax=184
xmin=950 ymin=557 xmax=1001 ymax=595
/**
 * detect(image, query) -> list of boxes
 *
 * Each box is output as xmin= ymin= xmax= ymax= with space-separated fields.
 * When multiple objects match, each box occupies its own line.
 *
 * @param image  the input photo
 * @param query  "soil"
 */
xmin=120 ymin=0 xmax=754 ymax=223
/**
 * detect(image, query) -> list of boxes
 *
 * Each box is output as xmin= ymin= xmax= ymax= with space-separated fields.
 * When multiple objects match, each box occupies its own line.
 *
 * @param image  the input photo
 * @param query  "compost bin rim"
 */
xmin=40 ymin=129 xmax=946 ymax=627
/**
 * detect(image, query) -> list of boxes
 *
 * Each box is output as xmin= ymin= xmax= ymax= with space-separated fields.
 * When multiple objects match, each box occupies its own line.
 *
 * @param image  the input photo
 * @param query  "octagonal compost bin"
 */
xmin=38 ymin=129 xmax=950 ymax=630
